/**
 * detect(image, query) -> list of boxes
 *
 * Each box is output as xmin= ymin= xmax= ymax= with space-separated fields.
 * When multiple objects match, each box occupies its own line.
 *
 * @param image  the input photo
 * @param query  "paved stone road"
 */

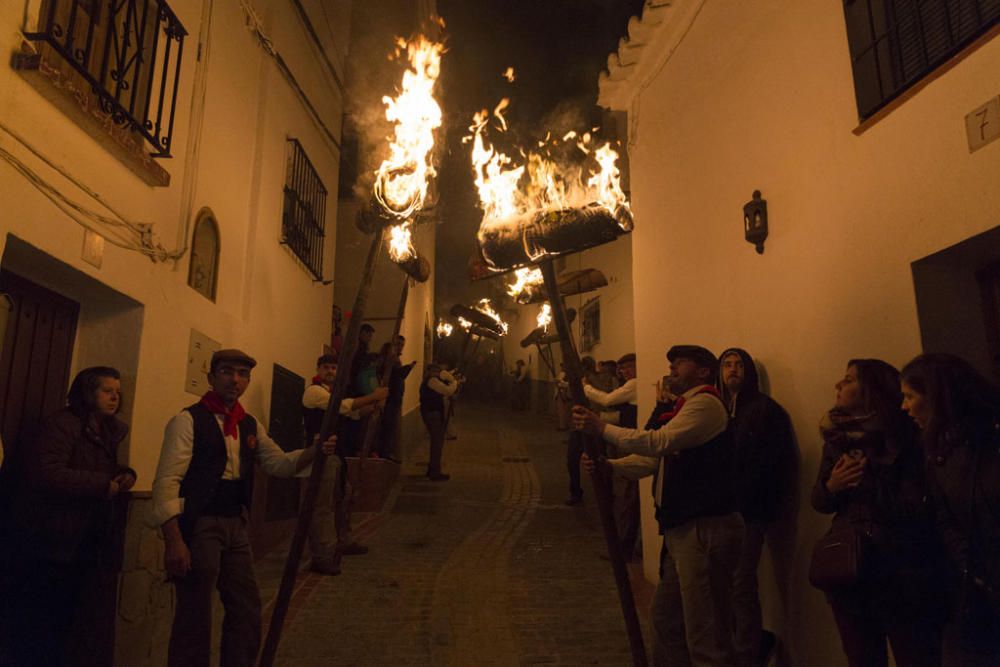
xmin=262 ymin=401 xmax=652 ymax=666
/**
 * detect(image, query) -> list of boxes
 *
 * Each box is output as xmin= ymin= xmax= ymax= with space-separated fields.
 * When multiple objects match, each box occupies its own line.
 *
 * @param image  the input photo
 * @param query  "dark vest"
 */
xmin=654 ymin=393 xmax=737 ymax=531
xmin=178 ymin=403 xmax=258 ymax=536
xmin=617 ymin=403 xmax=638 ymax=429
xmin=420 ymin=377 xmax=444 ymax=413
xmin=303 ymin=381 xmax=328 ymax=445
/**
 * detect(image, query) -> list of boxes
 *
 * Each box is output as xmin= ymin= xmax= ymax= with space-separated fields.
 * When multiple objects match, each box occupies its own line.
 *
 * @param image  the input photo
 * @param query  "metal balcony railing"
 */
xmin=23 ymin=0 xmax=187 ymax=157
xmin=282 ymin=139 xmax=328 ymax=281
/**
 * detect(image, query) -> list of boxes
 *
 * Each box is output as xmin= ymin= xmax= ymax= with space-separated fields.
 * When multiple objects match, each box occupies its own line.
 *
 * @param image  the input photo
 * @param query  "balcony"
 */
xmin=15 ymin=0 xmax=187 ymax=184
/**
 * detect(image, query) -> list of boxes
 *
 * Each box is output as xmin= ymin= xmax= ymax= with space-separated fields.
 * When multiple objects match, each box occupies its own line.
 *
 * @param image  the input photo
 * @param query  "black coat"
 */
xmin=11 ymin=408 xmax=131 ymax=564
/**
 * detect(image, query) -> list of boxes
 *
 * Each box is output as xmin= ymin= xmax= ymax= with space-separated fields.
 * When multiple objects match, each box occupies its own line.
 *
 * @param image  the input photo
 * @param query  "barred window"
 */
xmin=844 ymin=0 xmax=1000 ymax=120
xmin=281 ymin=139 xmax=328 ymax=280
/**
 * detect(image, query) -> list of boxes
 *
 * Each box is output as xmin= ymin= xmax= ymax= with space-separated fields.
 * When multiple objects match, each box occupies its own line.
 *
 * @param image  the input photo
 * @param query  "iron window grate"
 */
xmin=281 ymin=139 xmax=327 ymax=280
xmin=23 ymin=0 xmax=187 ymax=157
xmin=844 ymin=0 xmax=1000 ymax=120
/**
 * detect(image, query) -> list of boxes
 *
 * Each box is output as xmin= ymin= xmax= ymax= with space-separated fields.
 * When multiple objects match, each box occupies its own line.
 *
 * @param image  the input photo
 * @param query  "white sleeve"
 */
xmin=428 ymin=377 xmax=458 ymax=397
xmin=253 ymin=418 xmax=306 ymax=478
xmin=302 ymin=385 xmax=330 ymax=410
xmin=584 ymin=378 xmax=637 ymax=408
xmin=603 ymin=392 xmax=727 ymax=456
xmin=610 ymin=454 xmax=659 ymax=481
xmin=150 ymin=412 xmax=194 ymax=527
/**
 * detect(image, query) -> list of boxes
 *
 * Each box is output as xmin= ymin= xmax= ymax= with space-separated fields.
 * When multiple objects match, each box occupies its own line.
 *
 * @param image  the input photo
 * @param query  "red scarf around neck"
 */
xmin=658 ymin=385 xmax=721 ymax=423
xmin=312 ymin=375 xmax=332 ymax=390
xmin=200 ymin=391 xmax=246 ymax=439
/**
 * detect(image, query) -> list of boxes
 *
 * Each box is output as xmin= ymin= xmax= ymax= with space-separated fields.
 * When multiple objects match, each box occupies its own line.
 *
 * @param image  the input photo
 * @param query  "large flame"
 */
xmin=474 ymin=298 xmax=509 ymax=336
xmin=468 ymin=95 xmax=631 ymax=239
xmin=536 ymin=303 xmax=552 ymax=332
xmin=373 ymin=35 xmax=444 ymax=221
xmin=506 ymin=267 xmax=543 ymax=300
xmin=388 ymin=222 xmax=415 ymax=262
xmin=457 ymin=316 xmax=473 ymax=331
xmin=436 ymin=320 xmax=453 ymax=338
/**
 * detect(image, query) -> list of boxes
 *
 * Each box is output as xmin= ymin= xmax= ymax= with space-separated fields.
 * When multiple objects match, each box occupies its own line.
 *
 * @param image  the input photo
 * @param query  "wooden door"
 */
xmin=0 ymin=271 xmax=79 ymax=465
xmin=977 ymin=260 xmax=1000 ymax=381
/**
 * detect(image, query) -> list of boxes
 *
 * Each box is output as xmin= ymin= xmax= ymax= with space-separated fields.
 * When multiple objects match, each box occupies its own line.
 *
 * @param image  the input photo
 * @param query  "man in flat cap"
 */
xmin=151 ymin=349 xmax=336 ymax=667
xmin=574 ymin=345 xmax=743 ymax=666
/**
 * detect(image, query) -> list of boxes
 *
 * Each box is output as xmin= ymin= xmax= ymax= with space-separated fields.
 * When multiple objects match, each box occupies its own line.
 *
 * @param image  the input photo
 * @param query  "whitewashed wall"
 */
xmin=0 ymin=0 xmax=351 ymax=487
xmin=600 ymin=1 xmax=1000 ymax=665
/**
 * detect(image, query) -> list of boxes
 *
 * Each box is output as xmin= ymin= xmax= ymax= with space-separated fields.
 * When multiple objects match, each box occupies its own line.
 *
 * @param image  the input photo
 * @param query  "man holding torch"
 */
xmin=573 ymin=345 xmax=743 ymax=666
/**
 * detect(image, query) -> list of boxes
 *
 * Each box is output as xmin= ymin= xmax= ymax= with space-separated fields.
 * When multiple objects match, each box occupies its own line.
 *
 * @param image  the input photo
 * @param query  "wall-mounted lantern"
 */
xmin=743 ymin=190 xmax=768 ymax=254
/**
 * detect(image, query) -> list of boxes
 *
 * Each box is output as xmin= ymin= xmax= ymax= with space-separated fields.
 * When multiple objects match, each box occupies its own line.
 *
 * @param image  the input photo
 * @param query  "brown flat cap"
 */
xmin=211 ymin=348 xmax=257 ymax=371
xmin=666 ymin=345 xmax=717 ymax=370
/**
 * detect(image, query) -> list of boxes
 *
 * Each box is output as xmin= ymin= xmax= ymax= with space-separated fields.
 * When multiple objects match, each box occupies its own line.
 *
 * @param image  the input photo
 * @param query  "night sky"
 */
xmin=432 ymin=0 xmax=645 ymax=310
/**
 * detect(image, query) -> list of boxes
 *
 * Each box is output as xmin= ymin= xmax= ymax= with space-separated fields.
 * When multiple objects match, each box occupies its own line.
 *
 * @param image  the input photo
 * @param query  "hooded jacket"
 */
xmin=717 ymin=348 xmax=797 ymax=524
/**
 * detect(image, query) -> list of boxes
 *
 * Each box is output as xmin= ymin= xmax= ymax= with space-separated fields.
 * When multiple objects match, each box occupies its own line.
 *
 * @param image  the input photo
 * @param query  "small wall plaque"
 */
xmin=966 ymin=95 xmax=1000 ymax=153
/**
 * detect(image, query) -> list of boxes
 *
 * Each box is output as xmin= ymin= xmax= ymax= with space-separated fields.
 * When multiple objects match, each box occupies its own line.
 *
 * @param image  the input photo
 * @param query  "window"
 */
xmin=187 ymin=209 xmax=220 ymax=301
xmin=844 ymin=0 xmax=1000 ymax=120
xmin=281 ymin=139 xmax=328 ymax=280
xmin=24 ymin=0 xmax=187 ymax=156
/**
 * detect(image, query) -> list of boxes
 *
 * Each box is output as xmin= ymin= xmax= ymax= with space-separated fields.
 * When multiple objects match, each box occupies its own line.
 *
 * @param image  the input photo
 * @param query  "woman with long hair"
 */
xmin=2 ymin=366 xmax=136 ymax=667
xmin=811 ymin=359 xmax=947 ymax=667
xmin=901 ymin=353 xmax=1000 ymax=666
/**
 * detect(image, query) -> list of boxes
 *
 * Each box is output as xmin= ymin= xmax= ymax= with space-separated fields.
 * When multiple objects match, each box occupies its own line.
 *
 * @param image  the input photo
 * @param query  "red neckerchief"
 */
xmin=311 ymin=375 xmax=332 ymax=390
xmin=200 ymin=391 xmax=246 ymax=439
xmin=658 ymin=385 xmax=721 ymax=423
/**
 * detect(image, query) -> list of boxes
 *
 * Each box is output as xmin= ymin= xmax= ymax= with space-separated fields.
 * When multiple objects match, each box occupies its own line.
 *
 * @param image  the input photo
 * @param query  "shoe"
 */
xmin=310 ymin=560 xmax=341 ymax=576
xmin=757 ymin=630 xmax=777 ymax=666
xmin=427 ymin=472 xmax=451 ymax=481
xmin=564 ymin=494 xmax=583 ymax=506
xmin=338 ymin=543 xmax=369 ymax=556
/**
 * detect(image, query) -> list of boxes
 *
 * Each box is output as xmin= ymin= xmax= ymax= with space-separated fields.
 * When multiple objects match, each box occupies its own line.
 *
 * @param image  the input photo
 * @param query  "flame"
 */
xmin=502 ymin=67 xmax=515 ymax=82
xmin=372 ymin=35 xmax=444 ymax=220
xmin=388 ymin=222 xmax=415 ymax=262
xmin=506 ymin=267 xmax=543 ymax=299
xmin=457 ymin=316 xmax=473 ymax=331
xmin=536 ymin=303 xmax=552 ymax=332
xmin=468 ymin=98 xmax=631 ymax=240
xmin=474 ymin=298 xmax=509 ymax=336
xmin=436 ymin=320 xmax=453 ymax=338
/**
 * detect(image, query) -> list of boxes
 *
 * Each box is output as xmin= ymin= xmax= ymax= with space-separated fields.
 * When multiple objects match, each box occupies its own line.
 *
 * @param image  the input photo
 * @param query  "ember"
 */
xmin=436 ymin=320 xmax=454 ymax=338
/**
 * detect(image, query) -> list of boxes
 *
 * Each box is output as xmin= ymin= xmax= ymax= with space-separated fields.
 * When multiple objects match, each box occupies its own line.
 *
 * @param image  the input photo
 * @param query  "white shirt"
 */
xmin=427 ymin=375 xmax=458 ymax=397
xmin=302 ymin=384 xmax=358 ymax=419
xmin=601 ymin=385 xmax=728 ymax=507
xmin=584 ymin=377 xmax=637 ymax=408
xmin=151 ymin=411 xmax=308 ymax=527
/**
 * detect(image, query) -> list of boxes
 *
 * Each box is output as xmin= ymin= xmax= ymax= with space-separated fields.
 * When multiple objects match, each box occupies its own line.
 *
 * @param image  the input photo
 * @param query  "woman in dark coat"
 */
xmin=2 ymin=366 xmax=136 ymax=667
xmin=811 ymin=359 xmax=947 ymax=667
xmin=901 ymin=353 xmax=1000 ymax=666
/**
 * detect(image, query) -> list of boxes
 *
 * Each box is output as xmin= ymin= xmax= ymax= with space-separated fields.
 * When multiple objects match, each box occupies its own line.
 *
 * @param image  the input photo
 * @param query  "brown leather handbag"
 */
xmin=808 ymin=524 xmax=871 ymax=591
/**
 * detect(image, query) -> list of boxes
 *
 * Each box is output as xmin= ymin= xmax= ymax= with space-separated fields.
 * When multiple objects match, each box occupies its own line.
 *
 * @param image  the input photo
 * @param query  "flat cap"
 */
xmin=211 ymin=348 xmax=257 ymax=370
xmin=617 ymin=353 xmax=637 ymax=365
xmin=666 ymin=345 xmax=717 ymax=370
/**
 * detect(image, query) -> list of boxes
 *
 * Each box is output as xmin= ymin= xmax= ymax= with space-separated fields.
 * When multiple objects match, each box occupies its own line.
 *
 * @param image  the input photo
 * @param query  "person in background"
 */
xmin=718 ymin=348 xmax=797 ymax=666
xmin=598 ymin=359 xmax=619 ymax=391
xmin=511 ymin=359 xmax=530 ymax=411
xmin=420 ymin=363 xmax=460 ymax=481
xmin=302 ymin=354 xmax=387 ymax=575
xmin=378 ymin=335 xmax=416 ymax=461
xmin=584 ymin=353 xmax=640 ymax=561
xmin=4 ymin=366 xmax=136 ymax=667
xmin=151 ymin=349 xmax=336 ymax=666
xmin=554 ymin=363 xmax=571 ymax=431
xmin=901 ymin=353 xmax=1000 ymax=666
xmin=811 ymin=359 xmax=947 ymax=667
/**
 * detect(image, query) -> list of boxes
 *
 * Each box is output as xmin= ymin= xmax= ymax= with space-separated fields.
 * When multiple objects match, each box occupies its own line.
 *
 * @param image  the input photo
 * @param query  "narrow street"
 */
xmin=258 ymin=402 xmax=651 ymax=665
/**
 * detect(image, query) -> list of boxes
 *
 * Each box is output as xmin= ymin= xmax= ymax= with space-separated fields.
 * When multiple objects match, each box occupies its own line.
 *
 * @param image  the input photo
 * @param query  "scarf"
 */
xmin=200 ymin=391 xmax=246 ymax=440
xmin=658 ymin=385 xmax=721 ymax=423
xmin=312 ymin=375 xmax=332 ymax=389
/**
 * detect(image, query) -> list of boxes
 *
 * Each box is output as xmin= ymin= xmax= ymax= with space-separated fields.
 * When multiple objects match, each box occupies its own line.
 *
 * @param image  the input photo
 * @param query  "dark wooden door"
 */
xmin=0 ymin=271 xmax=79 ymax=463
xmin=977 ymin=261 xmax=1000 ymax=381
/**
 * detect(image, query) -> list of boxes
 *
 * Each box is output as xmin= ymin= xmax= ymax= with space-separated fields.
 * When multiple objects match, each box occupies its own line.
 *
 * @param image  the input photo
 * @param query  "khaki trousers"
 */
xmin=307 ymin=454 xmax=352 ymax=564
xmin=651 ymin=512 xmax=745 ymax=667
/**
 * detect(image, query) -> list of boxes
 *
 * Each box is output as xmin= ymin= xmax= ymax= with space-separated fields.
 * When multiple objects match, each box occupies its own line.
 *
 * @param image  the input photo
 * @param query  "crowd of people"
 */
xmin=1 ymin=327 xmax=998 ymax=667
xmin=0 ymin=327 xmax=425 ymax=666
xmin=570 ymin=346 xmax=1000 ymax=667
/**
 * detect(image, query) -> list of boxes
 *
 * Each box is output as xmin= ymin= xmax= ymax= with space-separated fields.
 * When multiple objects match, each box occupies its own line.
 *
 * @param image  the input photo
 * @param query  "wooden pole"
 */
xmin=259 ymin=229 xmax=385 ymax=667
xmin=539 ymin=258 xmax=648 ymax=667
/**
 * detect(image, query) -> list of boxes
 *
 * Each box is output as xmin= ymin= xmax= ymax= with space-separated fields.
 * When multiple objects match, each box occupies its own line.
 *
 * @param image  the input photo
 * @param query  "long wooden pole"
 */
xmin=539 ymin=258 xmax=647 ymax=666
xmin=259 ymin=229 xmax=385 ymax=667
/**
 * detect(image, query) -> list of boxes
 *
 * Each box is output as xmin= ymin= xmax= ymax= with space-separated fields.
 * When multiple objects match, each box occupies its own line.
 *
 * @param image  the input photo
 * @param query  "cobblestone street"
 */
xmin=259 ymin=401 xmax=652 ymax=666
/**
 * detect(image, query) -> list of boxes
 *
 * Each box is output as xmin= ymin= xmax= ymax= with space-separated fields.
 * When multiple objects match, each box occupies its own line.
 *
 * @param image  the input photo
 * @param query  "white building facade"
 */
xmin=600 ymin=1 xmax=1000 ymax=664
